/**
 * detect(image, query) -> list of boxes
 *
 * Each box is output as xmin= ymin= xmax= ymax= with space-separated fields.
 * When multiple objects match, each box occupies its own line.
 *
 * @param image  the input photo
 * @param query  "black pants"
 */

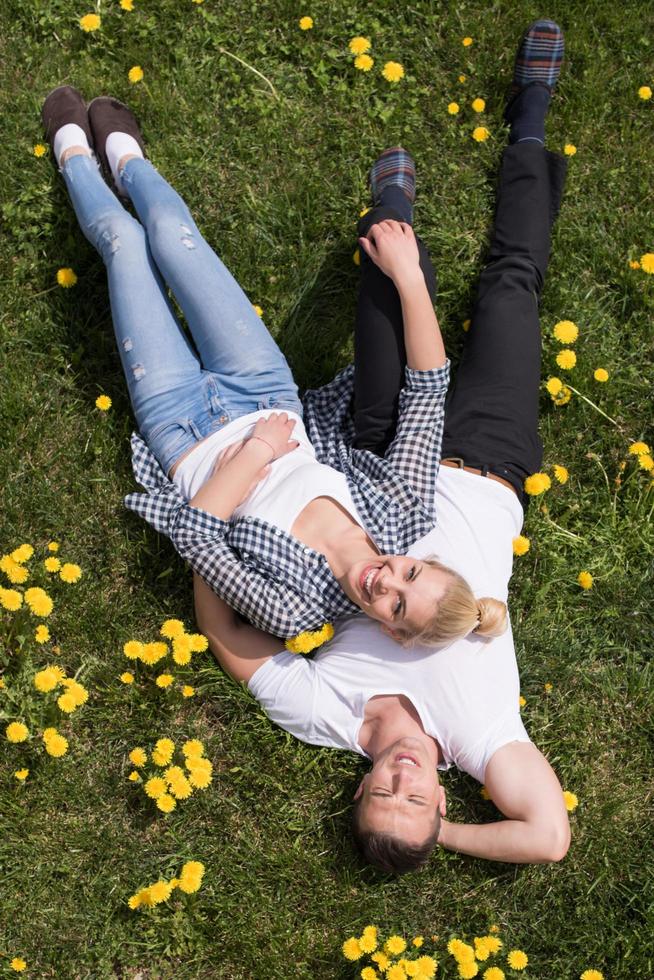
xmin=353 ymin=142 xmax=568 ymax=509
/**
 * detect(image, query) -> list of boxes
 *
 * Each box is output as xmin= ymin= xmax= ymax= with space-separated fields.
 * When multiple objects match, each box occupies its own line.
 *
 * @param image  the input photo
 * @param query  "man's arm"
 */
xmin=436 ymin=742 xmax=571 ymax=863
xmin=193 ymin=573 xmax=284 ymax=684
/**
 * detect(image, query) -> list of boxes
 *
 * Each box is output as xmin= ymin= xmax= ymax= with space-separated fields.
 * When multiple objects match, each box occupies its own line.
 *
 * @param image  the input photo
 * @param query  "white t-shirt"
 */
xmin=248 ymin=466 xmax=530 ymax=783
xmin=172 ymin=409 xmax=366 ymax=535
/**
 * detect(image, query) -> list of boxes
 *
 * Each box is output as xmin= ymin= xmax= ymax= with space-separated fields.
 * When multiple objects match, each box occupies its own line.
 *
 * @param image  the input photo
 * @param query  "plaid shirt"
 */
xmin=125 ymin=360 xmax=450 ymax=638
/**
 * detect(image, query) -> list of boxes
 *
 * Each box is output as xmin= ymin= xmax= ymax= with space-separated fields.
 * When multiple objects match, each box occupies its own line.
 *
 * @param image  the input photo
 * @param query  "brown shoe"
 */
xmin=41 ymin=85 xmax=94 ymax=161
xmin=88 ymin=96 xmax=146 ymax=197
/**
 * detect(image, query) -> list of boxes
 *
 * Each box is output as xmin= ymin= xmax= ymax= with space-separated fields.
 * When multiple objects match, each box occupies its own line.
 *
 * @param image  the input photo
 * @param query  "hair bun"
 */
xmin=474 ymin=597 xmax=508 ymax=638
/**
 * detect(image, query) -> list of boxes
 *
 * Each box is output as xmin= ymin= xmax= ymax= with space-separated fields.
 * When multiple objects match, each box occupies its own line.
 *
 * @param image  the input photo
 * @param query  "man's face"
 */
xmin=343 ymin=556 xmax=450 ymax=637
xmin=354 ymin=736 xmax=446 ymax=845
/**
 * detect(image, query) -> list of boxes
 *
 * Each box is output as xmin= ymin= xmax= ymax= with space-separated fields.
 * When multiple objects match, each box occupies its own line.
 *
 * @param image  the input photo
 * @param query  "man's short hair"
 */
xmin=351 ymin=799 xmax=441 ymax=874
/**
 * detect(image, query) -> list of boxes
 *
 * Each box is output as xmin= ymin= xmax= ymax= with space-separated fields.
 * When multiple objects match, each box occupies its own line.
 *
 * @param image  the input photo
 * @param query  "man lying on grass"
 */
xmin=195 ymin=17 xmax=572 ymax=874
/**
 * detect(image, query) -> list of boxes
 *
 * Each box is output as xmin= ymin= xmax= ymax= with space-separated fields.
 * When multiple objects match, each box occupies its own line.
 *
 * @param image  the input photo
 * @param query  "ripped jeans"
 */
xmin=61 ymin=154 xmax=302 ymax=474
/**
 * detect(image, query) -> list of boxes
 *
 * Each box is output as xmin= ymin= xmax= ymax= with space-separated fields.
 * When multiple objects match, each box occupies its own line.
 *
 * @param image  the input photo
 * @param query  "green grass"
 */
xmin=1 ymin=0 xmax=653 ymax=976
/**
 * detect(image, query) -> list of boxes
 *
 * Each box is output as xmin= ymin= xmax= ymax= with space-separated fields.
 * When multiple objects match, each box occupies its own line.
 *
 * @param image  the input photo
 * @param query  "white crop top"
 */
xmin=172 ymin=409 xmax=364 ymax=534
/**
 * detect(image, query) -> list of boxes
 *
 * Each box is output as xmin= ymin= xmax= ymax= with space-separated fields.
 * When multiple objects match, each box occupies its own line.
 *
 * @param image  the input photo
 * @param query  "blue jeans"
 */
xmin=61 ymin=154 xmax=302 ymax=475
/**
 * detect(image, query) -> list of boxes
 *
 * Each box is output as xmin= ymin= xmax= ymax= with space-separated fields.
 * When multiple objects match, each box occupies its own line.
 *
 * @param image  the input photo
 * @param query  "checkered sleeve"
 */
xmin=167 ymin=507 xmax=300 ymax=637
xmin=384 ymin=360 xmax=450 ymax=515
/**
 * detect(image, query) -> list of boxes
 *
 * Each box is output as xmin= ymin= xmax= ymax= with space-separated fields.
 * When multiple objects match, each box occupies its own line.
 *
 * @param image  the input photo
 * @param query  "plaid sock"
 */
xmin=510 ymin=19 xmax=564 ymax=96
xmin=369 ymin=147 xmax=416 ymax=206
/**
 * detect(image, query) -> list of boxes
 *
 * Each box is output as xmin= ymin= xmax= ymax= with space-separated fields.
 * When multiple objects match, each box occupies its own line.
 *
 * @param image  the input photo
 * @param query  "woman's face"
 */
xmin=343 ymin=556 xmax=450 ymax=636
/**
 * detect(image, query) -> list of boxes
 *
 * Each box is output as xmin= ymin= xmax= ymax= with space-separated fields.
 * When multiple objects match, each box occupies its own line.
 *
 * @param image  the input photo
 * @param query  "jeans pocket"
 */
xmin=144 ymin=418 xmax=197 ymax=474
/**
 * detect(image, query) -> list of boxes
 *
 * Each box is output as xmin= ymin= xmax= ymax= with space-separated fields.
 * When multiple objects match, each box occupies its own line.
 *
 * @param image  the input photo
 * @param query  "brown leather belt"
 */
xmin=441 ymin=458 xmax=518 ymax=496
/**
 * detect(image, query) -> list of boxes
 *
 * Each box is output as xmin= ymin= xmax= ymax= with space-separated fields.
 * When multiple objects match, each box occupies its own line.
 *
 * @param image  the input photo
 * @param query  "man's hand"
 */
xmin=358 ymin=220 xmax=421 ymax=287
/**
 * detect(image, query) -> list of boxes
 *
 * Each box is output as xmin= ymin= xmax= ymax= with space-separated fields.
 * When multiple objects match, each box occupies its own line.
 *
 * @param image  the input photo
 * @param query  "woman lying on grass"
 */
xmin=41 ymin=88 xmax=507 ymax=650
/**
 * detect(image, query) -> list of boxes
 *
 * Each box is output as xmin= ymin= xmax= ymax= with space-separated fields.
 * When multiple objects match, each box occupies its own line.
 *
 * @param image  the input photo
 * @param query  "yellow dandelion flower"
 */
xmin=10 ymin=960 xmax=27 ymax=973
xmin=480 ymin=785 xmax=491 ymax=799
xmin=448 ymin=101 xmax=460 ymax=114
xmin=252 ymin=304 xmax=263 ymax=317
xmin=149 ymin=879 xmax=173 ymax=904
xmin=462 ymin=36 xmax=473 ymax=46
xmin=359 ymin=206 xmax=371 ymax=218
xmin=483 ymin=969 xmax=505 ymax=980
xmin=640 ymin=253 xmax=654 ymax=274
xmin=382 ymin=61 xmax=405 ymax=83
xmin=474 ymin=937 xmax=492 ymax=960
xmin=0 ymin=588 xmax=23 ymax=611
xmin=638 ymin=85 xmax=652 ymax=100
xmin=11 ymin=545 xmax=33 ymax=563
xmin=6 ymin=722 xmax=29 ymax=743
xmin=57 ymin=267 xmax=77 ymax=287
xmin=61 ymin=679 xmax=88 ymax=706
xmin=519 ymin=695 xmax=527 ymax=708
xmin=385 ymin=936 xmax=407 ymax=956
xmin=486 ymin=933 xmax=501 ymax=945
xmin=563 ymin=790 xmax=579 ymax=811
xmin=127 ymin=888 xmax=145 ymax=909
xmin=512 ymin=535 xmax=530 ymax=556
xmin=128 ymin=66 xmax=144 ymax=84
xmin=120 ymin=671 xmax=134 ymax=684
xmin=182 ymin=738 xmax=204 ymax=758
xmin=186 ymin=759 xmax=213 ymax=789
xmin=450 ymin=940 xmax=475 ymax=963
xmin=60 ymin=562 xmax=82 ymax=583
xmin=178 ymin=860 xmax=205 ymax=893
xmin=553 ymin=319 xmax=579 ymax=344
xmin=506 ymin=950 xmax=528 ymax=970
xmin=577 ymin=570 xmax=593 ymax=590
xmin=459 ymin=74 xmax=467 ymax=83
xmin=160 ymin=618 xmax=184 ymax=638
xmin=628 ymin=441 xmax=650 ymax=456
xmin=299 ymin=16 xmax=313 ymax=30
xmin=56 ymin=692 xmax=76 ymax=713
xmin=188 ymin=633 xmax=208 ymax=652
xmin=1 ymin=559 xmax=28 ymax=584
xmin=129 ymin=747 xmax=147 ymax=766
xmin=638 ymin=453 xmax=654 ymax=471
xmin=553 ymin=464 xmax=569 ymax=484
xmin=25 ymin=587 xmax=53 ymax=616
xmin=580 ymin=971 xmax=604 ymax=980
xmin=361 ymin=968 xmax=378 ymax=980
xmin=44 ymin=556 xmax=61 ymax=572
xmin=48 ymin=542 xmax=60 ymax=552
xmin=553 ymin=385 xmax=572 ymax=406
xmin=156 ymin=673 xmax=174 ymax=688
xmin=472 ymin=126 xmax=490 ymax=142
xmin=358 ymin=933 xmax=377 ymax=955
xmin=33 ymin=143 xmax=47 ymax=157
xmin=14 ymin=768 xmax=29 ymax=780
xmin=349 ymin=36 xmax=371 ymax=55
xmin=462 ymin=318 xmax=471 ymax=332
xmin=120 ymin=0 xmax=134 ymax=9
xmin=629 ymin=259 xmax=641 ymax=269
xmin=471 ymin=97 xmax=486 ymax=112
xmin=386 ymin=966 xmax=406 ymax=980
xmin=172 ymin=633 xmax=192 ymax=657
xmin=415 ymin=955 xmax=437 ymax=977
xmin=144 ymin=776 xmax=167 ymax=799
xmin=43 ymin=730 xmax=68 ymax=756
xmin=123 ymin=640 xmax=144 ymax=660
xmin=459 ymin=962 xmax=479 ymax=979
xmin=594 ymin=368 xmax=609 ymax=382
xmin=128 ymin=770 xmax=141 ymax=782
xmin=354 ymin=54 xmax=374 ymax=72
xmin=544 ymin=682 xmax=553 ymax=693
xmin=285 ymin=622 xmax=334 ymax=653
xmin=372 ymin=952 xmax=390 ymax=970
xmin=556 ymin=348 xmax=576 ymax=370
xmin=156 ymin=792 xmax=176 ymax=812
xmin=353 ymin=248 xmax=361 ymax=266
xmin=169 ymin=774 xmax=193 ymax=800
xmin=564 ymin=143 xmax=577 ymax=156
xmin=95 ymin=394 xmax=112 ymax=411
xmin=34 ymin=667 xmax=61 ymax=692
xmin=152 ymin=737 xmax=175 ymax=765
xmin=545 ymin=378 xmax=563 ymax=398
xmin=524 ymin=472 xmax=551 ymax=495
xmin=412 ymin=936 xmax=424 ymax=948
xmin=79 ymin=13 xmax=101 ymax=32
xmin=182 ymin=685 xmax=195 ymax=698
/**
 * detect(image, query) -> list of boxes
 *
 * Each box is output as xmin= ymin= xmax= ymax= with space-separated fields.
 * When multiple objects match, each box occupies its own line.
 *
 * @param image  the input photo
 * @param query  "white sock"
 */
xmin=105 ymin=132 xmax=144 ymax=190
xmin=53 ymin=123 xmax=92 ymax=167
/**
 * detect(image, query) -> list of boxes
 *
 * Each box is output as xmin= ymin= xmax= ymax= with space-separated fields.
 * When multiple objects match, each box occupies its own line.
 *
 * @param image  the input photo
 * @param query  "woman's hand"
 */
xmin=358 ymin=220 xmax=421 ymax=286
xmin=248 ymin=412 xmax=300 ymax=462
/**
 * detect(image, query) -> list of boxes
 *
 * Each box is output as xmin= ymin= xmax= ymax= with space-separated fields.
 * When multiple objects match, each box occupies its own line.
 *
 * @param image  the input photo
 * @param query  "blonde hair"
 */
xmin=399 ymin=558 xmax=507 ymax=647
